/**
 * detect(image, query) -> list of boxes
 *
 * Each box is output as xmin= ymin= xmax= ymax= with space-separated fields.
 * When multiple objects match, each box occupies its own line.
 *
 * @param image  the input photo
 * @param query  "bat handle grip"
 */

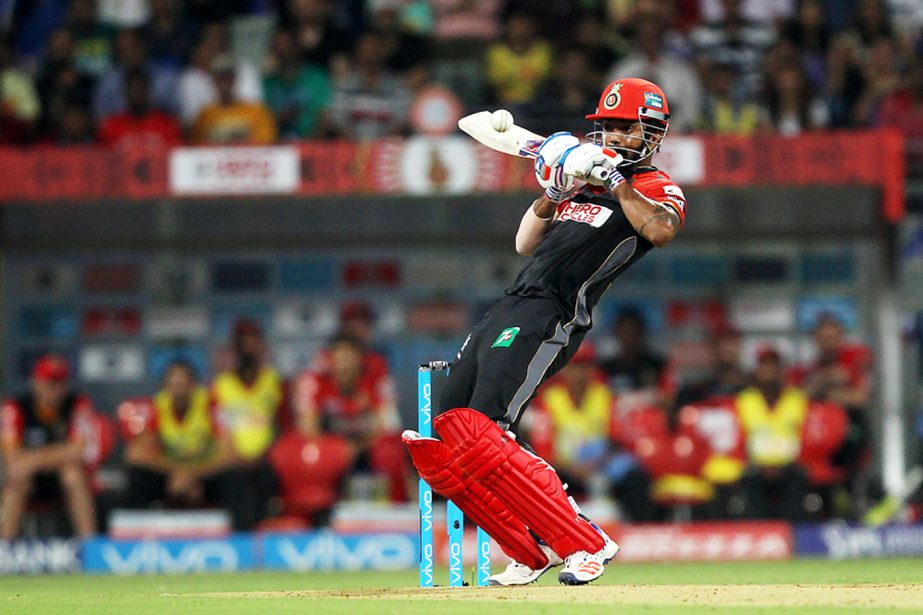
xmin=588 ymin=165 xmax=610 ymax=186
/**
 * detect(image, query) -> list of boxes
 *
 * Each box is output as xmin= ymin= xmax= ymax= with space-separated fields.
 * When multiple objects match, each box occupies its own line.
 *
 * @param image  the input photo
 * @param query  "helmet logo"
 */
xmin=603 ymin=83 xmax=623 ymax=110
xmin=643 ymin=91 xmax=663 ymax=109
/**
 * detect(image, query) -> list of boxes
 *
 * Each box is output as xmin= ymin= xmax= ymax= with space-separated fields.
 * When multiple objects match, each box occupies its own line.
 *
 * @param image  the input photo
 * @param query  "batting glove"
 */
xmin=534 ymin=132 xmax=579 ymax=201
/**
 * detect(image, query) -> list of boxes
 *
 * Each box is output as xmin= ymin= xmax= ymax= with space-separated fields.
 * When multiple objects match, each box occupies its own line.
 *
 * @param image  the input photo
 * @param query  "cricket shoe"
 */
xmin=489 ymin=544 xmax=563 ymax=586
xmin=557 ymin=527 xmax=620 ymax=586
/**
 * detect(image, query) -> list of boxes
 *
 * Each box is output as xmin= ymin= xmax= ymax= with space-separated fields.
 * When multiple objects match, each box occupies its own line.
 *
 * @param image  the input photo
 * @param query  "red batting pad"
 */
xmin=403 ymin=431 xmax=549 ymax=570
xmin=435 ymin=407 xmax=605 ymax=559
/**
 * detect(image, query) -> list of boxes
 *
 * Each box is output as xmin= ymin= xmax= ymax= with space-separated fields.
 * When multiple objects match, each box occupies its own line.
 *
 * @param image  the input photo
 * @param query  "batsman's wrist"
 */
xmin=604 ymin=169 xmax=626 ymax=193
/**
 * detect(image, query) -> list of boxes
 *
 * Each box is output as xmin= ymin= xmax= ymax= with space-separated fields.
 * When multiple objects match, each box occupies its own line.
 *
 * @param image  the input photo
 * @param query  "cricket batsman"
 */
xmin=403 ymin=78 xmax=686 ymax=585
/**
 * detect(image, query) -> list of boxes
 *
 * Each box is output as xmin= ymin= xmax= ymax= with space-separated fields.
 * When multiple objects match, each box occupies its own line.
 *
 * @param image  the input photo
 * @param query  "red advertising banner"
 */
xmin=0 ymin=131 xmax=905 ymax=221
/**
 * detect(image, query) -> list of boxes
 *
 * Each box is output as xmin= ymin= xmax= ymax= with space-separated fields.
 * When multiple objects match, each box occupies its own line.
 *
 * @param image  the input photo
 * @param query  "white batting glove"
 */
xmin=534 ymin=132 xmax=579 ymax=202
xmin=561 ymin=143 xmax=622 ymax=181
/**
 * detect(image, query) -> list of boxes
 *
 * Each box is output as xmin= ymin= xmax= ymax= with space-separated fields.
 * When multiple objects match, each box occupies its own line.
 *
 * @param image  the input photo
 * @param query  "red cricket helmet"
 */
xmin=585 ymin=78 xmax=670 ymax=166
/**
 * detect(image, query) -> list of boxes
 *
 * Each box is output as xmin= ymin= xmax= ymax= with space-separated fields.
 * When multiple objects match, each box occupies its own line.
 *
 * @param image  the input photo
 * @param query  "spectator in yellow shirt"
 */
xmin=210 ymin=318 xmax=283 ymax=528
xmin=485 ymin=12 xmax=551 ymax=105
xmin=192 ymin=54 xmax=277 ymax=144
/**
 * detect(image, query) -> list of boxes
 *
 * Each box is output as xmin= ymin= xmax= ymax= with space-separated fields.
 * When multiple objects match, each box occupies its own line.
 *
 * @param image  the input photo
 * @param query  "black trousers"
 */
xmin=440 ymin=294 xmax=585 ymax=432
xmin=738 ymin=464 xmax=811 ymax=522
xmin=123 ymin=462 xmax=278 ymax=531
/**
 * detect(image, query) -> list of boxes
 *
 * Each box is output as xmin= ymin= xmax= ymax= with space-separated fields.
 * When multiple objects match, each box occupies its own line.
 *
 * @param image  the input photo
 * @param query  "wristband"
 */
xmin=604 ymin=169 xmax=626 ymax=192
xmin=545 ymin=185 xmax=574 ymax=203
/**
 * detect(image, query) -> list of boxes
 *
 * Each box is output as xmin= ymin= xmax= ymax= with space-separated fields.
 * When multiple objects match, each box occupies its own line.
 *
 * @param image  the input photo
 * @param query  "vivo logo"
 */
xmin=478 ymin=538 xmax=491 ymax=579
xmin=420 ymin=383 xmax=432 ymax=428
xmin=420 ymin=542 xmax=434 ymax=586
xmin=100 ymin=541 xmax=241 ymax=575
xmin=421 ymin=487 xmax=433 ymax=532
xmin=273 ymin=532 xmax=416 ymax=571
xmin=448 ymin=540 xmax=463 ymax=585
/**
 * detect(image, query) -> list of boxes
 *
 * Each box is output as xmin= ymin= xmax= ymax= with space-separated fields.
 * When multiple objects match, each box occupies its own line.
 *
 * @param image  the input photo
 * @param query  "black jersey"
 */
xmin=506 ymin=167 xmax=686 ymax=329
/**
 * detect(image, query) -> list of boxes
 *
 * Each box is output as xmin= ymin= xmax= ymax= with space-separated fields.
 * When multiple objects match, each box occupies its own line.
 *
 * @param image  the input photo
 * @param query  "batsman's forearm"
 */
xmin=516 ymin=196 xmax=556 ymax=256
xmin=612 ymin=182 xmax=679 ymax=248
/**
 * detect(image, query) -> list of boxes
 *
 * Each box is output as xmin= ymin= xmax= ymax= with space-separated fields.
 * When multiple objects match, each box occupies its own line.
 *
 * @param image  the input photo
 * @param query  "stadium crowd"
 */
xmin=1 ymin=301 xmax=882 ymax=538
xmin=0 ymin=0 xmax=920 ymax=159
xmin=0 ymin=0 xmax=918 ymax=538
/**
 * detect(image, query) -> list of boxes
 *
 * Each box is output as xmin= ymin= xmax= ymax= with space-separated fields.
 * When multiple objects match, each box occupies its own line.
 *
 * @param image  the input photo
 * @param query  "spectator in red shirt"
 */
xmin=293 ymin=332 xmax=408 ymax=501
xmin=98 ymin=68 xmax=182 ymax=147
xmin=791 ymin=313 xmax=873 ymax=477
xmin=0 ymin=355 xmax=98 ymax=538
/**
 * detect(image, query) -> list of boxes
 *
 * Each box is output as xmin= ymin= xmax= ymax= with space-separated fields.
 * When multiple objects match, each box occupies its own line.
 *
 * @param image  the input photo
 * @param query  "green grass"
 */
xmin=1 ymin=560 xmax=922 ymax=615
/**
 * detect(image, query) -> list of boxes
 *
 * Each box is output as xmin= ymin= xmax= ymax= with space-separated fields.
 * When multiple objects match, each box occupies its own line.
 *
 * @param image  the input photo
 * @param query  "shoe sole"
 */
xmin=488 ymin=562 xmax=563 ymax=587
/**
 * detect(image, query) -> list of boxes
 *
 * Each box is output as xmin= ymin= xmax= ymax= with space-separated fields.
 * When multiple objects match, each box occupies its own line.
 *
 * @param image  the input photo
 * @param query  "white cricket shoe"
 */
xmin=488 ymin=544 xmax=563 ymax=586
xmin=557 ymin=532 xmax=620 ymax=586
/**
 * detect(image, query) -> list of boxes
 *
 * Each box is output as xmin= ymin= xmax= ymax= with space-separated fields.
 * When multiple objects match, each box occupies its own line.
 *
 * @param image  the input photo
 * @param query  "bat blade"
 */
xmin=457 ymin=111 xmax=610 ymax=185
xmin=457 ymin=111 xmax=545 ymax=158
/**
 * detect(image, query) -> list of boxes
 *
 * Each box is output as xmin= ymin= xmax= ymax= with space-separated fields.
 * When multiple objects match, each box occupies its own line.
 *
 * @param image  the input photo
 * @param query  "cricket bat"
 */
xmin=457 ymin=111 xmax=610 ymax=186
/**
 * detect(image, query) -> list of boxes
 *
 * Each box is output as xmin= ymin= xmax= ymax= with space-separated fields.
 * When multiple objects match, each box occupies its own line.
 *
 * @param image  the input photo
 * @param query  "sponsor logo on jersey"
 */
xmin=644 ymin=91 xmax=664 ymax=109
xmin=491 ymin=327 xmax=521 ymax=348
xmin=557 ymin=202 xmax=613 ymax=228
xmin=603 ymin=83 xmax=623 ymax=110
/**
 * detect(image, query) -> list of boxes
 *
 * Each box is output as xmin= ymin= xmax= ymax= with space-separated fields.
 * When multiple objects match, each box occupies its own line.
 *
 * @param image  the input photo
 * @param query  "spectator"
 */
xmin=825 ymin=31 xmax=866 ymax=127
xmin=293 ymin=332 xmax=408 ymax=502
xmin=606 ymin=9 xmax=703 ymax=132
xmin=92 ymin=28 xmax=179 ymax=120
xmin=141 ymin=0 xmax=201 ymax=70
xmin=736 ymin=346 xmax=812 ymax=522
xmin=484 ymin=12 xmax=551 ymax=106
xmin=778 ymin=0 xmax=831 ymax=90
xmin=791 ymin=313 xmax=872 ymax=479
xmin=192 ymin=54 xmax=277 ymax=144
xmin=526 ymin=342 xmax=661 ymax=520
xmin=571 ymin=12 xmax=630 ymax=88
xmin=366 ymin=3 xmax=432 ymax=86
xmin=691 ymin=0 xmax=776 ymax=97
xmin=118 ymin=361 xmax=253 ymax=529
xmin=518 ymin=48 xmax=599 ymax=137
xmin=601 ymin=308 xmax=673 ymax=398
xmin=67 ymin=0 xmax=115 ymax=78
xmin=35 ymin=28 xmax=95 ymax=139
xmin=176 ymin=22 xmax=263 ymax=127
xmin=288 ymin=0 xmax=355 ymax=78
xmin=676 ymin=325 xmax=749 ymax=408
xmin=98 ymin=68 xmax=182 ymax=147
xmin=10 ymin=0 xmax=69 ymax=68
xmin=325 ymin=31 xmax=412 ymax=139
xmin=0 ymin=356 xmax=98 ymax=538
xmin=209 ymin=318 xmax=282 ymax=529
xmin=761 ymin=60 xmax=829 ymax=135
xmin=852 ymin=38 xmax=903 ymax=127
xmin=262 ymin=27 xmax=331 ymax=139
xmin=697 ymin=60 xmax=761 ymax=134
xmin=429 ymin=0 xmax=502 ymax=108
xmin=840 ymin=0 xmax=894 ymax=53
xmin=0 ymin=34 xmax=41 ymax=143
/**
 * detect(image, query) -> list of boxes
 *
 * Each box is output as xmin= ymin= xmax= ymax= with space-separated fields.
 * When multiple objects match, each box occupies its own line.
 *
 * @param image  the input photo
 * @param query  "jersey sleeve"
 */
xmin=0 ymin=399 xmax=24 ymax=450
xmin=633 ymin=174 xmax=688 ymax=226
